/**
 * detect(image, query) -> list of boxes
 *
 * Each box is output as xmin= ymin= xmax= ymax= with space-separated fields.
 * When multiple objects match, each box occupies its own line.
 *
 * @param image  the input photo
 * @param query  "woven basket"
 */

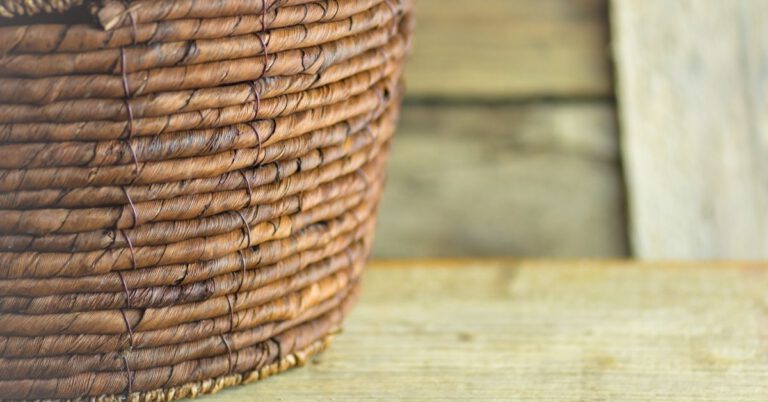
xmin=0 ymin=0 xmax=412 ymax=400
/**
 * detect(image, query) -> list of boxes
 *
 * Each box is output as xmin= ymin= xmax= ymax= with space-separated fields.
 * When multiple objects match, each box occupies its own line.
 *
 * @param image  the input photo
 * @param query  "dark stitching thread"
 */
xmin=120 ymin=47 xmax=140 ymax=173
xmin=119 ymin=6 xmax=140 ymax=178
xmin=239 ymin=169 xmax=254 ymax=207
xmin=237 ymin=249 xmax=247 ymax=293
xmin=123 ymin=1 xmax=138 ymax=45
xmin=122 ymin=354 xmax=134 ymax=397
xmin=297 ymin=190 xmax=304 ymax=212
xmin=119 ymin=308 xmax=135 ymax=347
xmin=118 ymin=14 xmax=139 ymax=398
xmin=220 ymin=334 xmax=235 ymax=374
xmin=258 ymin=0 xmax=270 ymax=79
xmin=244 ymin=80 xmax=263 ymax=198
xmin=122 ymin=186 xmax=139 ymax=228
xmin=121 ymin=229 xmax=138 ymax=270
xmin=274 ymin=162 xmax=282 ymax=184
xmin=226 ymin=295 xmax=236 ymax=333
xmin=245 ymin=119 xmax=264 ymax=167
xmin=234 ymin=210 xmax=252 ymax=248
xmin=117 ymin=270 xmax=131 ymax=308
xmin=119 ymin=47 xmax=132 ymax=97
xmin=248 ymin=81 xmax=262 ymax=121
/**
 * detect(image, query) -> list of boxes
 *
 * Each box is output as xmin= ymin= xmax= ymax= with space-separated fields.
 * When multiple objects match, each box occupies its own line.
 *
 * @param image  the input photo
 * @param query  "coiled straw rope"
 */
xmin=0 ymin=0 xmax=413 ymax=399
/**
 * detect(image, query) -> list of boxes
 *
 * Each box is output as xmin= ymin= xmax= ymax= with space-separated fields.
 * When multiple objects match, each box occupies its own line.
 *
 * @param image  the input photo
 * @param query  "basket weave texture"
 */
xmin=0 ymin=0 xmax=412 ymax=400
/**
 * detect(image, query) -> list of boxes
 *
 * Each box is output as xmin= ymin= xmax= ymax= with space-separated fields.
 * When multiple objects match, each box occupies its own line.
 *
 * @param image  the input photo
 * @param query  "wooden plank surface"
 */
xmin=373 ymin=103 xmax=628 ymax=258
xmin=612 ymin=0 xmax=768 ymax=258
xmin=405 ymin=0 xmax=612 ymax=98
xmin=204 ymin=260 xmax=768 ymax=401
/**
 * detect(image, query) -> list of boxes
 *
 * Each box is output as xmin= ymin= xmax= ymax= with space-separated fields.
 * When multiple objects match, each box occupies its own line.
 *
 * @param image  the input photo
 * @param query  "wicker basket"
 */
xmin=0 ymin=0 xmax=412 ymax=399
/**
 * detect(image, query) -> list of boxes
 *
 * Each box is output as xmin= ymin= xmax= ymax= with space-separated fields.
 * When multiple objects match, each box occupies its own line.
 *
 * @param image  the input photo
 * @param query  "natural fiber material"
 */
xmin=0 ymin=0 xmax=82 ymax=18
xmin=0 ymin=0 xmax=412 ymax=400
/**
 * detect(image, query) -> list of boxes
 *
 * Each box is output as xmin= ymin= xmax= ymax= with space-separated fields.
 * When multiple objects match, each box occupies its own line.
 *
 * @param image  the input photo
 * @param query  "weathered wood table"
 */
xmin=205 ymin=260 xmax=768 ymax=401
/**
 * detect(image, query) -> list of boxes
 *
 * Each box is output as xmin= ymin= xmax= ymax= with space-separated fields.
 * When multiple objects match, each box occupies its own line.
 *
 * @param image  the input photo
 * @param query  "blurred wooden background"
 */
xmin=612 ymin=0 xmax=768 ymax=259
xmin=373 ymin=0 xmax=768 ymax=259
xmin=373 ymin=0 xmax=627 ymax=258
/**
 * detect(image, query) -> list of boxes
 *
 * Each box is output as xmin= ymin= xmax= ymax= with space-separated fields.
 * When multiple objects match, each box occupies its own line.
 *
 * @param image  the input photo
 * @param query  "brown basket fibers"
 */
xmin=0 ymin=0 xmax=413 ymax=400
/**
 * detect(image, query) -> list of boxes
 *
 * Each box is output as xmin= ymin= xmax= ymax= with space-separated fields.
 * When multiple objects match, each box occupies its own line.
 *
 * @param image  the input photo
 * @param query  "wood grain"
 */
xmin=203 ymin=260 xmax=768 ymax=401
xmin=373 ymin=103 xmax=628 ymax=258
xmin=404 ymin=0 xmax=612 ymax=98
xmin=612 ymin=0 xmax=768 ymax=258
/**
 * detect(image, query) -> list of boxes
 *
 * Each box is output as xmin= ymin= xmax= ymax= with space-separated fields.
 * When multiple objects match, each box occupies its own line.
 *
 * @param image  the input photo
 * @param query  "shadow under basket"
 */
xmin=0 ymin=0 xmax=412 ymax=400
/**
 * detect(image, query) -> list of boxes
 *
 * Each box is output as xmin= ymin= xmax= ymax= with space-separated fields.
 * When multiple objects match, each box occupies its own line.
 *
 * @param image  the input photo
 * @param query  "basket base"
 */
xmin=56 ymin=332 xmax=337 ymax=402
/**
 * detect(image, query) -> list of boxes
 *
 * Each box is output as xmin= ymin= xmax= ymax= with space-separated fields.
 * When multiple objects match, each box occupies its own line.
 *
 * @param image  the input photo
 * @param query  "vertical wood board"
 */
xmin=612 ymin=0 xmax=768 ymax=258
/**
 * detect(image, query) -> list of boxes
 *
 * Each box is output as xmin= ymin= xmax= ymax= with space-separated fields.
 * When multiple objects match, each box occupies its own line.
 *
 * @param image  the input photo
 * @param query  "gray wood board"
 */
xmin=372 ymin=103 xmax=628 ymax=258
xmin=612 ymin=0 xmax=768 ymax=258
xmin=204 ymin=260 xmax=768 ymax=401
xmin=404 ymin=0 xmax=612 ymax=98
